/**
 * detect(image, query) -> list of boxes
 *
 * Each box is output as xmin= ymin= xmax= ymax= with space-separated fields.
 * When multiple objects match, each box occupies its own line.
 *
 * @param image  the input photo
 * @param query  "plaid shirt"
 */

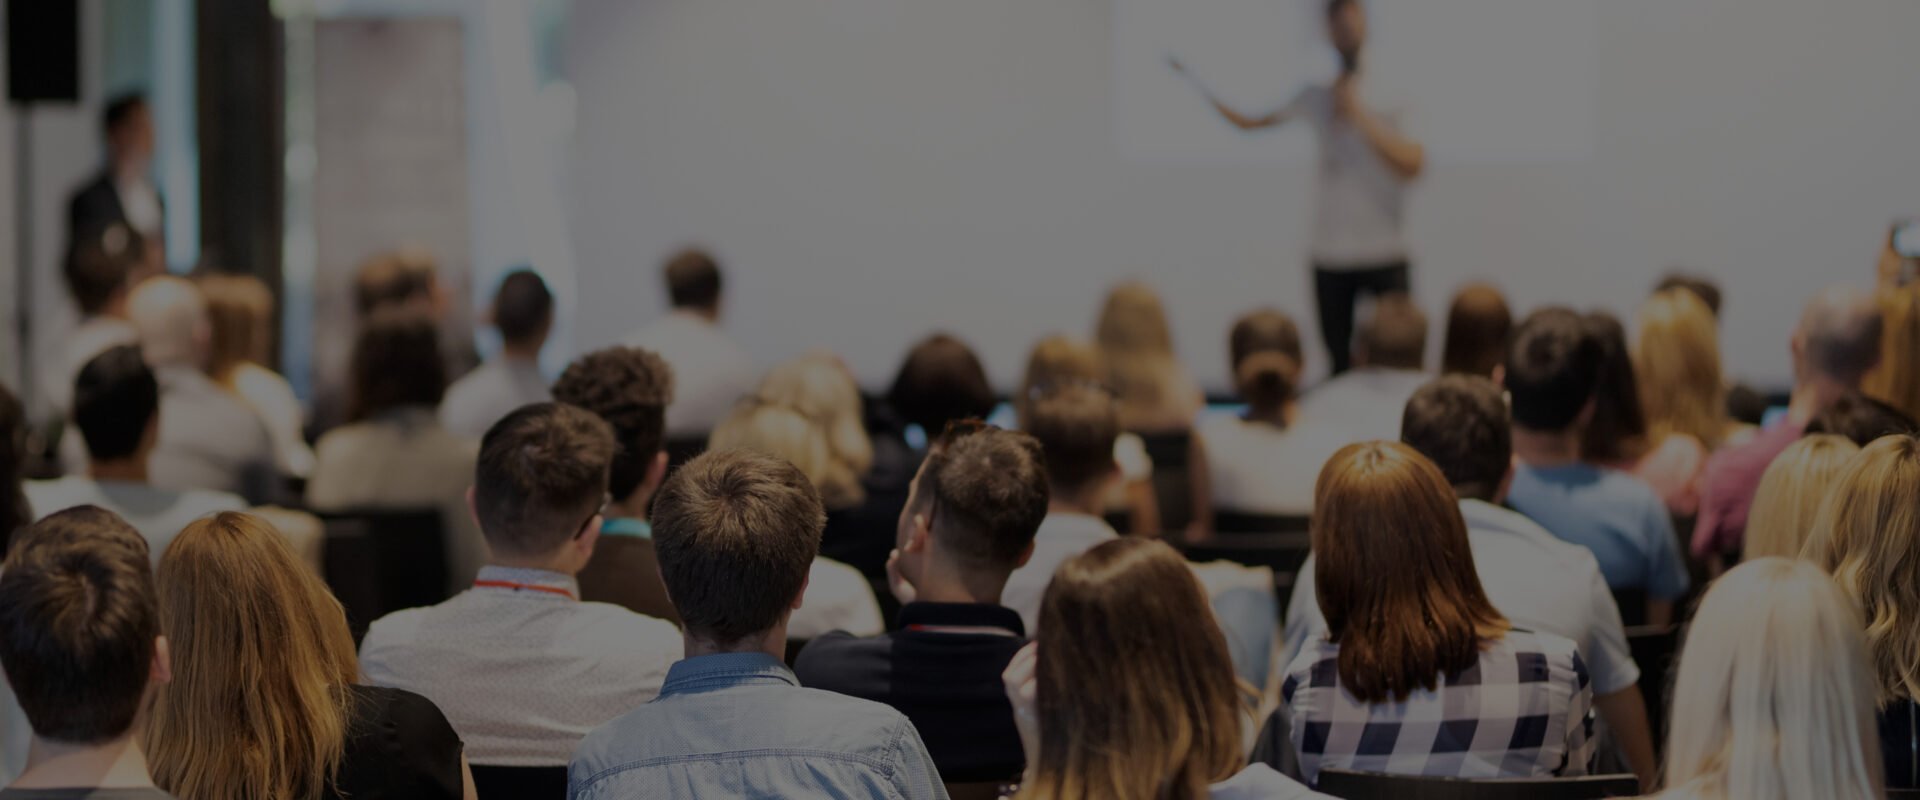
xmin=1281 ymin=629 xmax=1595 ymax=786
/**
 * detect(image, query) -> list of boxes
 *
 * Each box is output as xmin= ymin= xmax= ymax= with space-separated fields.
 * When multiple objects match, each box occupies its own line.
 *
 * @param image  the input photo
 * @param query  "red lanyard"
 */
xmin=904 ymin=623 xmax=1020 ymax=637
xmin=473 ymin=579 xmax=576 ymax=600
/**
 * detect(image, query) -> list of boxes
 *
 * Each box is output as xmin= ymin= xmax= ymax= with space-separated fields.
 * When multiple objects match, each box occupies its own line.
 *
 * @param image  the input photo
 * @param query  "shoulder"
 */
xmin=1211 ymin=763 xmax=1334 ymax=800
xmin=360 ymin=606 xmax=434 ymax=655
xmin=1494 ymin=629 xmax=1586 ymax=681
xmin=793 ymin=631 xmax=885 ymax=687
xmin=349 ymin=684 xmax=457 ymax=735
xmin=24 ymin=476 xmax=91 ymax=507
xmin=182 ymin=488 xmax=248 ymax=514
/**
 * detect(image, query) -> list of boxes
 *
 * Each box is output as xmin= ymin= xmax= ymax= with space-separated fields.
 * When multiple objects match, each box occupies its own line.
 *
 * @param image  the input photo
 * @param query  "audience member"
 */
xmin=307 ymin=309 xmax=482 ymax=591
xmin=743 ymin=353 xmax=892 ymax=579
xmin=888 ymin=334 xmax=997 ymax=439
xmin=1276 ymin=441 xmax=1594 ymax=785
xmin=796 ymin=422 xmax=1048 ymax=784
xmin=1580 ymin=311 xmax=1650 ymax=467
xmin=1654 ymin=272 xmax=1768 ymax=426
xmin=1278 ymin=376 xmax=1654 ymax=788
xmin=358 ymin=404 xmax=679 ymax=768
xmin=1646 ymin=558 xmax=1882 ymax=800
xmin=440 ymin=269 xmax=554 ymax=439
xmin=1015 ymin=335 xmax=1157 ymax=536
xmin=43 ymin=225 xmax=145 ymax=416
xmin=1095 ymin=282 xmax=1211 ymax=532
xmin=1000 ymin=386 xmax=1121 ymax=633
xmin=569 ymin=449 xmax=944 ymax=799
xmin=0 ymin=385 xmax=28 ymax=555
xmin=0 ymin=507 xmax=173 ymax=799
xmin=1297 ymin=292 xmax=1428 ymax=443
xmin=1864 ymin=283 xmax=1919 ymax=422
xmin=1199 ymin=309 xmax=1345 ymax=515
xmin=146 ymin=512 xmax=473 ymax=800
xmin=1504 ymin=308 xmax=1687 ymax=624
xmin=124 ymin=276 xmax=276 ymax=503
xmin=624 ymin=248 xmax=757 ymax=437
xmin=1740 ymin=434 xmax=1859 ymax=562
xmin=1693 ymin=284 xmax=1881 ymax=559
xmin=1630 ymin=289 xmax=1728 ymax=516
xmin=1439 ymin=283 xmax=1510 ymax=379
xmin=26 ymin=346 xmax=244 ymax=564
xmin=1801 ymin=434 xmax=1920 ymax=789
xmin=197 ymin=272 xmax=314 ymax=478
xmin=1003 ymin=538 xmax=1331 ymax=799
xmin=1805 ymin=391 xmax=1919 ymax=445
xmin=307 ymin=247 xmax=464 ymax=437
xmin=550 ymin=346 xmax=679 ymax=622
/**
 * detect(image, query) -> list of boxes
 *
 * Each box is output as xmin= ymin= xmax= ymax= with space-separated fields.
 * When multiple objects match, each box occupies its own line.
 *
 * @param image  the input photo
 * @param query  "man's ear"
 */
xmin=1013 ymin=539 xmax=1037 ymax=570
xmin=152 ymin=635 xmax=173 ymax=686
xmin=903 ymin=511 xmax=934 ymax=555
xmin=1495 ymin=458 xmax=1518 ymax=505
xmin=576 ymin=518 xmax=602 ymax=559
xmin=790 ymin=572 xmax=812 ymax=611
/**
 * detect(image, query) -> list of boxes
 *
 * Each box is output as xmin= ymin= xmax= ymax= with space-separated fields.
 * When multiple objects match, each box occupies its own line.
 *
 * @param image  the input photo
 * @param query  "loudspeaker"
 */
xmin=7 ymin=1 xmax=81 ymax=103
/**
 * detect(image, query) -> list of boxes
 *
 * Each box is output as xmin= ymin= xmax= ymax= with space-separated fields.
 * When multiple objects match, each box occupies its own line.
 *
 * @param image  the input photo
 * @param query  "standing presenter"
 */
xmin=1173 ymin=0 xmax=1424 ymax=375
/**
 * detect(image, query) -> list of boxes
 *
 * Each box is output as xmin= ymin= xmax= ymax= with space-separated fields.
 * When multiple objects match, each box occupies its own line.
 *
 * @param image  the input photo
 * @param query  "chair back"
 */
xmin=1625 ymin=623 xmax=1682 ymax=757
xmin=1181 ymin=531 xmax=1314 ymax=609
xmin=1888 ymin=789 xmax=1920 ymax=799
xmin=319 ymin=508 xmax=448 ymax=642
xmin=1137 ymin=430 xmax=1194 ymax=531
xmin=470 ymin=765 xmax=568 ymax=800
xmin=1314 ymin=769 xmax=1639 ymax=800
xmin=1213 ymin=510 xmax=1311 ymax=535
xmin=1610 ymin=587 xmax=1648 ymax=628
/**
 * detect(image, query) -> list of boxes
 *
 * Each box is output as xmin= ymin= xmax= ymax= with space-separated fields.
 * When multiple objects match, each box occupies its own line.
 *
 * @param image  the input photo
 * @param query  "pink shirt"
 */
xmin=1690 ymin=421 xmax=1804 ymax=558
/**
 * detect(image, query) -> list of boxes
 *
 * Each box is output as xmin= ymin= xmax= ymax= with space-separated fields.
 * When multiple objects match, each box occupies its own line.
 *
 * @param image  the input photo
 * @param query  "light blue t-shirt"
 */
xmin=1506 ymin=462 xmax=1689 ymax=601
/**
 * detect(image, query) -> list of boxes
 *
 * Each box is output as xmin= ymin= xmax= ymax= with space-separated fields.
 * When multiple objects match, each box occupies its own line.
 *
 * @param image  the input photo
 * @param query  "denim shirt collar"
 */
xmin=660 ymin=652 xmax=798 ymax=696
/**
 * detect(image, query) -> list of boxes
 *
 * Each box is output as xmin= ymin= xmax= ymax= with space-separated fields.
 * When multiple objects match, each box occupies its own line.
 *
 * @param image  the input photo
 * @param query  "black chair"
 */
xmin=1314 ymin=769 xmax=1639 ymax=800
xmin=1213 ymin=510 xmax=1311 ymax=535
xmin=1625 ymin=623 xmax=1681 ymax=757
xmin=1609 ymin=587 xmax=1648 ymax=629
xmin=1889 ymin=790 xmax=1920 ymax=800
xmin=1137 ymin=430 xmax=1195 ymax=532
xmin=470 ymin=765 xmax=568 ymax=800
xmin=319 ymin=509 xmax=448 ymax=643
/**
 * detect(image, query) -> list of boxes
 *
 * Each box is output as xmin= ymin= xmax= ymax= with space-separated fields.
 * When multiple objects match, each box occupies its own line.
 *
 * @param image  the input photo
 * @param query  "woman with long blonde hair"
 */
xmin=1093 ymin=283 xmax=1211 ymax=533
xmin=750 ymin=352 xmax=874 ymax=509
xmin=1626 ymin=289 xmax=1729 ymax=516
xmin=1017 ymin=335 xmax=1160 ymax=536
xmin=1647 ymin=557 xmax=1882 ymax=800
xmin=197 ymin=271 xmax=315 ymax=478
xmin=146 ymin=512 xmax=472 ymax=800
xmin=1740 ymin=434 xmax=1860 ymax=561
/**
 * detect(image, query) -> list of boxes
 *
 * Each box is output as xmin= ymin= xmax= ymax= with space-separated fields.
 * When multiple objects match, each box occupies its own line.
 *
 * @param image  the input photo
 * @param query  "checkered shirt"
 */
xmin=1281 ymin=628 xmax=1596 ymax=786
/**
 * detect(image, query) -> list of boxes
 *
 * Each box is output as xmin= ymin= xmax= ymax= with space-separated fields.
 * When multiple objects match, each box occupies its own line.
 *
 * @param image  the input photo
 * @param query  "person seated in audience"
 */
xmin=1001 ymin=538 xmax=1331 ymax=800
xmin=624 ymin=248 xmax=757 ymax=438
xmin=1801 ymin=434 xmax=1920 ymax=790
xmin=43 ymin=225 xmax=146 ymax=417
xmin=1198 ymin=309 xmax=1347 ymax=516
xmin=1276 ymin=441 xmax=1595 ymax=786
xmin=1503 ymin=307 xmax=1688 ymax=624
xmin=550 ymin=346 xmax=679 ymax=622
xmin=440 ymin=269 xmax=554 ymax=439
xmin=1629 ymin=289 xmax=1731 ymax=517
xmin=196 ymin=272 xmax=314 ymax=478
xmin=1864 ymin=281 xmax=1918 ymax=422
xmin=307 ymin=309 xmax=483 ymax=591
xmin=1277 ymin=376 xmax=1655 ymax=789
xmin=1096 ymin=281 xmax=1210 ymax=533
xmin=1740 ymin=434 xmax=1859 ymax=561
xmin=1439 ymin=283 xmax=1510 ymax=379
xmin=26 ymin=346 xmax=244 ymax=563
xmin=1645 ymin=558 xmax=1883 ymax=800
xmin=1654 ymin=271 xmax=1769 ymax=427
xmin=309 ymin=248 xmax=461 ymax=435
xmin=0 ymin=384 xmax=30 ymax=555
xmin=1693 ymin=283 xmax=1881 ymax=560
xmin=123 ymin=276 xmax=277 ymax=504
xmin=1584 ymin=309 xmax=1703 ymax=519
xmin=569 ymin=449 xmax=944 ymax=799
xmin=888 ymin=334 xmax=998 ymax=444
xmin=1804 ymin=390 xmax=1918 ymax=445
xmin=1000 ymin=386 xmax=1122 ymax=633
xmin=1297 ymin=293 xmax=1429 ymax=443
xmin=0 ymin=507 xmax=175 ymax=799
xmin=146 ymin=512 xmax=475 ymax=800
xmin=358 ymin=404 xmax=680 ymax=769
xmin=795 ymin=422 xmax=1049 ymax=785
xmin=1016 ymin=335 xmax=1158 ymax=537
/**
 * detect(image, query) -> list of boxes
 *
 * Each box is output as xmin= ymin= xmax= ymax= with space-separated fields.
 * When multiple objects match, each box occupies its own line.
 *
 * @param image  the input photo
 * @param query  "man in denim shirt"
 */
xmin=568 ymin=449 xmax=948 ymax=800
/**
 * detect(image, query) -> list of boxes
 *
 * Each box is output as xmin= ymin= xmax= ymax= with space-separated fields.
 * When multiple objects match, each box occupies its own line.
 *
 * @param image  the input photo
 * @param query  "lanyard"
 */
xmin=904 ymin=623 xmax=1020 ymax=638
xmin=473 ymin=579 xmax=575 ymax=600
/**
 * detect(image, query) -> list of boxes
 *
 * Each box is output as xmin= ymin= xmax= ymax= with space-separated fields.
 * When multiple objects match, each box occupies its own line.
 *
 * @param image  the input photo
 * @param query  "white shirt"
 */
xmin=1001 ymin=512 xmax=1119 ymax=633
xmin=358 ymin=566 xmax=681 ymax=766
xmin=307 ymin=407 xmax=485 ymax=592
xmin=788 ymin=557 xmax=886 ymax=639
xmin=1294 ymin=367 xmax=1429 ymax=446
xmin=23 ymin=476 xmax=246 ymax=565
xmin=438 ymin=358 xmax=552 ymax=439
xmin=41 ymin=315 xmax=137 ymax=417
xmin=229 ymin=362 xmax=315 ymax=478
xmin=1211 ymin=763 xmax=1336 ymax=800
xmin=116 ymin=174 xmax=164 ymax=237
xmin=1282 ymin=74 xmax=1417 ymax=268
xmin=1198 ymin=413 xmax=1352 ymax=515
xmin=624 ymin=311 xmax=758 ymax=436
xmin=148 ymin=365 xmax=277 ymax=504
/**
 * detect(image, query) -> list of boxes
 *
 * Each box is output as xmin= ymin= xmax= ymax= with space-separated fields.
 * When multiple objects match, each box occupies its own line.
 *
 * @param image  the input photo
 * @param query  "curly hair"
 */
xmin=552 ymin=347 xmax=676 ymax=502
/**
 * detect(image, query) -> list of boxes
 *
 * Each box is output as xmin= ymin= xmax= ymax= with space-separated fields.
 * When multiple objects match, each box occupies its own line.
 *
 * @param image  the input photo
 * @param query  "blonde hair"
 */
xmin=1635 ymin=288 xmax=1727 ymax=449
xmin=1864 ymin=284 xmax=1920 ymax=422
xmin=1016 ymin=335 xmax=1104 ymax=429
xmin=719 ymin=354 xmax=871 ymax=508
xmin=196 ymin=272 xmax=275 ymax=387
xmin=1656 ymin=557 xmax=1881 ymax=800
xmin=1741 ymin=434 xmax=1860 ymax=561
xmin=147 ymin=512 xmax=360 ymax=800
xmin=1803 ymin=434 xmax=1920 ymax=704
xmin=1095 ymin=282 xmax=1198 ymax=431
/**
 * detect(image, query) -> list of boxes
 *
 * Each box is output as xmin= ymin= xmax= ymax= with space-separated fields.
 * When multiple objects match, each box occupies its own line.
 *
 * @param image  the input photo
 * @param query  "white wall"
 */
xmin=565 ymin=0 xmax=1920 ymax=393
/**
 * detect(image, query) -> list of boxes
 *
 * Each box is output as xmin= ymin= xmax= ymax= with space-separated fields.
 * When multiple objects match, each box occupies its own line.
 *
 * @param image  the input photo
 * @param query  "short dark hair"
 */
xmin=1402 ymin=376 xmax=1511 ymax=501
xmin=1025 ymin=386 xmax=1119 ymax=492
xmin=0 ymin=507 xmax=157 ymax=744
xmin=103 ymin=92 xmax=147 ymax=135
xmin=1357 ymin=294 xmax=1427 ymax=370
xmin=492 ymin=269 xmax=553 ymax=346
xmin=1807 ymin=392 xmax=1920 ymax=447
xmin=552 ymin=347 xmax=675 ymax=503
xmin=1505 ymin=307 xmax=1603 ymax=432
xmin=353 ymin=250 xmax=439 ymax=316
xmin=1655 ymin=272 xmax=1722 ymax=317
xmin=652 ymin=449 xmax=824 ymax=644
xmin=888 ymin=334 xmax=997 ymax=435
xmin=1230 ymin=310 xmax=1304 ymax=409
xmin=347 ymin=308 xmax=447 ymax=422
xmin=72 ymin=345 xmax=158 ymax=462
xmin=910 ymin=425 xmax=1050 ymax=572
xmin=64 ymin=224 xmax=145 ymax=315
xmin=664 ymin=249 xmax=723 ymax=310
xmin=475 ymin=403 xmax=618 ymax=558
xmin=1580 ymin=311 xmax=1648 ymax=463
xmin=0 ymin=384 xmax=28 ymax=552
xmin=1326 ymin=0 xmax=1358 ymax=17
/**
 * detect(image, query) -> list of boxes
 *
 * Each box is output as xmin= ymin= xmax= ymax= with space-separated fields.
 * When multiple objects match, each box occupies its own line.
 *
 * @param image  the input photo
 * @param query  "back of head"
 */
xmin=1580 ymin=311 xmax=1649 ymax=463
xmin=753 ymin=355 xmax=874 ymax=493
xmin=475 ymin=403 xmax=618 ymax=559
xmin=127 ymin=275 xmax=207 ymax=368
xmin=663 ymin=248 xmax=722 ymax=311
xmin=347 ymin=307 xmax=447 ymax=422
xmin=1505 ymin=307 xmax=1603 ymax=432
xmin=1024 ymin=386 xmax=1120 ymax=497
xmin=1663 ymin=558 xmax=1881 ymax=800
xmin=1400 ymin=375 xmax=1511 ymax=502
xmin=196 ymin=272 xmax=274 ymax=384
xmin=1802 ymin=435 xmax=1920 ymax=703
xmin=1440 ymin=284 xmax=1511 ymax=378
xmin=1026 ymin=538 xmax=1242 ymax=800
xmin=1095 ymin=282 xmax=1189 ymax=421
xmin=1654 ymin=272 xmax=1723 ymax=318
xmin=1742 ymin=434 xmax=1860 ymax=562
xmin=148 ymin=512 xmax=359 ymax=800
xmin=65 ymin=223 xmax=146 ymax=316
xmin=1016 ymin=336 xmax=1104 ymax=427
xmin=1311 ymin=442 xmax=1506 ymax=704
xmin=552 ymin=347 xmax=675 ymax=505
xmin=911 ymin=425 xmax=1049 ymax=575
xmin=0 ymin=384 xmax=27 ymax=549
xmin=710 ymin=402 xmax=861 ymax=509
xmin=651 ymin=448 xmax=825 ymax=645
xmin=1354 ymin=293 xmax=1427 ymax=371
xmin=1798 ymin=284 xmax=1884 ymax=387
xmin=73 ymin=345 xmax=158 ymax=463
xmin=1229 ymin=310 xmax=1303 ymax=410
xmin=0 ymin=507 xmax=156 ymax=745
xmin=1636 ymin=289 xmax=1726 ymax=448
xmin=492 ymin=269 xmax=553 ymax=348
xmin=887 ymin=334 xmax=996 ymax=435
xmin=1805 ymin=391 xmax=1919 ymax=446
xmin=1863 ymin=284 xmax=1920 ymax=422
xmin=353 ymin=248 xmax=440 ymax=317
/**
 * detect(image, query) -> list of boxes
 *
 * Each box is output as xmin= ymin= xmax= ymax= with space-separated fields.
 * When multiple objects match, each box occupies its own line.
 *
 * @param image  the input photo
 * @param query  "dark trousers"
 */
xmin=1313 ymin=261 xmax=1411 ymax=375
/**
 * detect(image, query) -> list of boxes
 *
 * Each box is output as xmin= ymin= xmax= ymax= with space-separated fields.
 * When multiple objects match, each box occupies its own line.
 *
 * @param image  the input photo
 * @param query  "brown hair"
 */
xmin=887 ymin=334 xmax=996 ymax=435
xmin=1356 ymin=293 xmax=1428 ymax=370
xmin=353 ymin=248 xmax=439 ymax=316
xmin=1802 ymin=435 xmax=1920 ymax=704
xmin=1016 ymin=336 xmax=1105 ymax=429
xmin=910 ymin=424 xmax=1050 ymax=572
xmin=492 ymin=269 xmax=553 ymax=347
xmin=1440 ymin=284 xmax=1510 ymax=378
xmin=1024 ymin=385 xmax=1120 ymax=494
xmin=0 ymin=383 xmax=28 ymax=551
xmin=474 ymin=403 xmax=618 ymax=558
xmin=1229 ymin=310 xmax=1303 ymax=412
xmin=1020 ymin=538 xmax=1245 ymax=800
xmin=1582 ymin=311 xmax=1650 ymax=463
xmin=652 ymin=449 xmax=825 ymax=644
xmin=664 ymin=248 xmax=722 ymax=309
xmin=1636 ymin=289 xmax=1728 ymax=450
xmin=1312 ymin=442 xmax=1509 ymax=704
xmin=64 ymin=223 xmax=145 ymax=315
xmin=1096 ymin=282 xmax=1200 ymax=430
xmin=553 ymin=347 xmax=676 ymax=503
xmin=147 ymin=512 xmax=359 ymax=800
xmin=1400 ymin=375 xmax=1511 ymax=502
xmin=197 ymin=272 xmax=275 ymax=387
xmin=346 ymin=308 xmax=447 ymax=422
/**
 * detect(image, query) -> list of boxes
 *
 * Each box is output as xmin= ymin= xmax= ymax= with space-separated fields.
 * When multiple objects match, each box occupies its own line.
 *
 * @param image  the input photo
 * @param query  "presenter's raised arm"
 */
xmin=1170 ymin=57 xmax=1292 ymax=131
xmin=1335 ymin=74 xmax=1425 ymax=179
